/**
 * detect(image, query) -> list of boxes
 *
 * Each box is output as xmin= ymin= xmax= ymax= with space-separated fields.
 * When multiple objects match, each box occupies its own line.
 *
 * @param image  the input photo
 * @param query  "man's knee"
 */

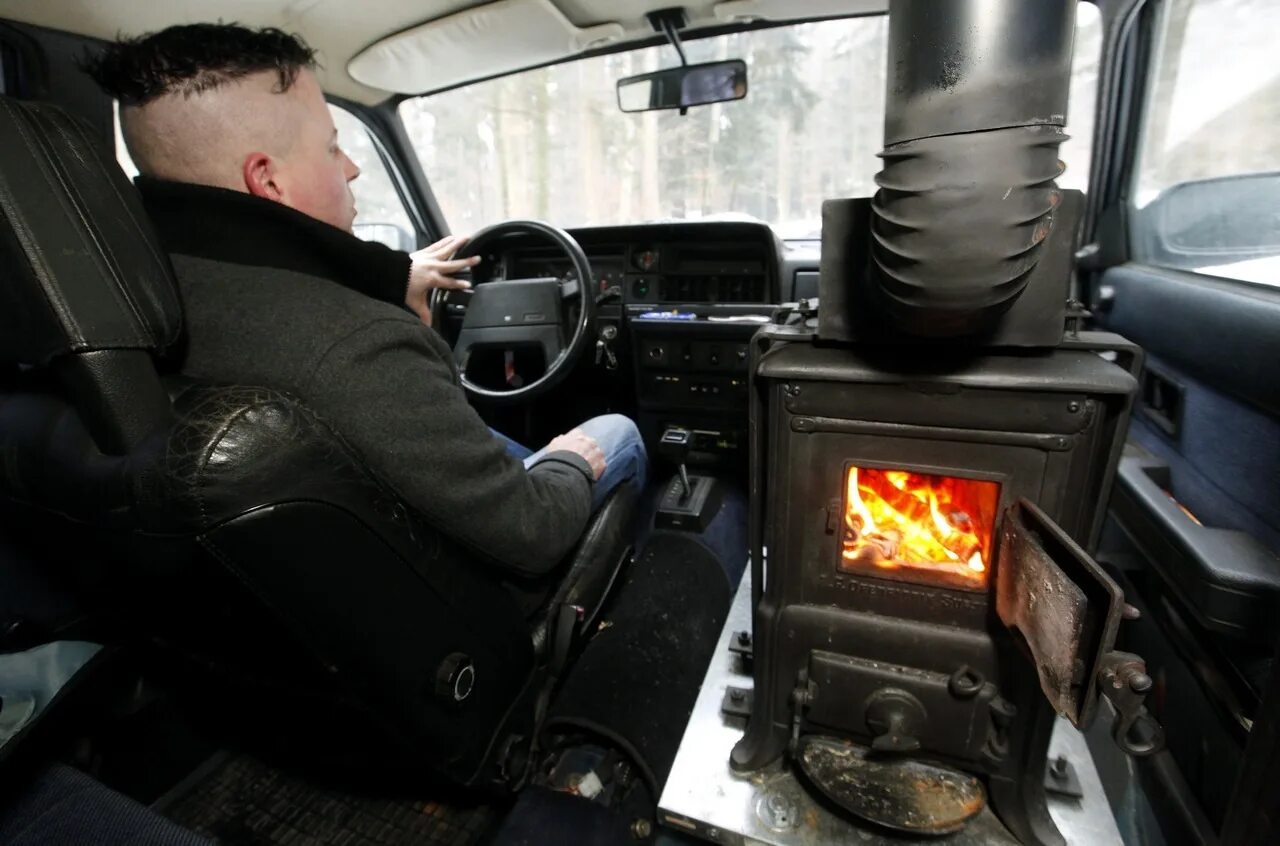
xmin=582 ymin=414 xmax=643 ymax=450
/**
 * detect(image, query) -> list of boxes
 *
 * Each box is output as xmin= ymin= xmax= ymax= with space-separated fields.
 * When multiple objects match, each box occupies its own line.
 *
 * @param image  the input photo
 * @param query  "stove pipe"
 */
xmin=871 ymin=0 xmax=1077 ymax=337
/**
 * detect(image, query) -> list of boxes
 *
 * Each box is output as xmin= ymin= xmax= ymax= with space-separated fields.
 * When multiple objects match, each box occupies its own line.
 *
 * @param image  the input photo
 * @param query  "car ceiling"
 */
xmin=0 ymin=0 xmax=886 ymax=105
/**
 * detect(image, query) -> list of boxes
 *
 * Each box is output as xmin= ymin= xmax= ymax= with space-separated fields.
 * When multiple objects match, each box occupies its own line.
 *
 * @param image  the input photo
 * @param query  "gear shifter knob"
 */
xmin=658 ymin=426 xmax=691 ymax=463
xmin=659 ymin=427 xmax=693 ymax=499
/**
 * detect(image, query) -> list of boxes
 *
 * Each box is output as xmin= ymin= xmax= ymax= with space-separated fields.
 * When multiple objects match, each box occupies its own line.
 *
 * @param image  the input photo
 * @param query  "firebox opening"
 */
xmin=839 ymin=466 xmax=1001 ymax=591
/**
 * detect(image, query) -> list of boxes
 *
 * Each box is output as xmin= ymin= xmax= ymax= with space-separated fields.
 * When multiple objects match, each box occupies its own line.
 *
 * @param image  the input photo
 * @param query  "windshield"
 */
xmin=400 ymin=9 xmax=1099 ymax=238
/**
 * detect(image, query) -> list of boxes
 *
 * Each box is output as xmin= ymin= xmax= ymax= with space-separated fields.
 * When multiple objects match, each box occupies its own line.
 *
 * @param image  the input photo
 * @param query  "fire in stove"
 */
xmin=840 ymin=467 xmax=1001 ymax=590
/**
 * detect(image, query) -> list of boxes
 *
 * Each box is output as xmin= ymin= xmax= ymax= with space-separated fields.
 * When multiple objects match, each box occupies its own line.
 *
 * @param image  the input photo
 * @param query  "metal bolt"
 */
xmin=737 ymin=631 xmax=751 ymax=646
xmin=1067 ymin=401 xmax=1081 ymax=413
xmin=1050 ymin=755 xmax=1069 ymax=779
xmin=756 ymin=791 xmax=798 ymax=830
xmin=1128 ymin=672 xmax=1153 ymax=694
xmin=630 ymin=818 xmax=652 ymax=839
xmin=729 ymin=688 xmax=745 ymax=703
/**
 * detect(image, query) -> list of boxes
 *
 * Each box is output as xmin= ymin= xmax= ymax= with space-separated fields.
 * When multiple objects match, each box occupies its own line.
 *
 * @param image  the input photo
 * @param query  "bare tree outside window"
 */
xmin=1132 ymin=0 xmax=1280 ymax=286
xmin=399 ymin=8 xmax=1100 ymax=239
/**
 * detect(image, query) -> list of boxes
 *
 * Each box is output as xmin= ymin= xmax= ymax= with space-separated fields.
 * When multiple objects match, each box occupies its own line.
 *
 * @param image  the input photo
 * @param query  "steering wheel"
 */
xmin=433 ymin=220 xmax=595 ymax=404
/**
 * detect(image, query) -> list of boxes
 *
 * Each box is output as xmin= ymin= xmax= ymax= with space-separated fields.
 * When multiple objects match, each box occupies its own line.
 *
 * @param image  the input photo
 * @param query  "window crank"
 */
xmin=595 ymin=324 xmax=619 ymax=370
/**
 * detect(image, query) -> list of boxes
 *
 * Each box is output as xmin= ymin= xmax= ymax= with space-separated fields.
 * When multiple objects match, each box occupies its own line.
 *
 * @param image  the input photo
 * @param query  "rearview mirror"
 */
xmin=617 ymin=60 xmax=747 ymax=113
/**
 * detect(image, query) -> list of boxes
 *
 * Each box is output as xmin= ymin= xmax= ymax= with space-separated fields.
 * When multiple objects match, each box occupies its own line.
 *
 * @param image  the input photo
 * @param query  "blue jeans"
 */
xmin=493 ymin=414 xmax=648 ymax=511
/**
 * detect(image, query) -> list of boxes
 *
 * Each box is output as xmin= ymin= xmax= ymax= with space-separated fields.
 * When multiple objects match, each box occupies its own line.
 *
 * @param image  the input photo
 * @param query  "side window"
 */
xmin=329 ymin=104 xmax=416 ymax=251
xmin=112 ymin=101 xmax=139 ymax=178
xmin=1130 ymin=0 xmax=1280 ymax=287
xmin=1060 ymin=1 xmax=1103 ymax=193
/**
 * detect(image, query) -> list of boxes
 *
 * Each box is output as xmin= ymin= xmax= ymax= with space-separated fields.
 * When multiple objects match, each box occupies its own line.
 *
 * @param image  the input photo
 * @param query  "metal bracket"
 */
xmin=1064 ymin=298 xmax=1093 ymax=338
xmin=728 ymin=630 xmax=753 ymax=662
xmin=786 ymin=669 xmax=817 ymax=757
xmin=721 ymin=686 xmax=753 ymax=718
xmin=1097 ymin=650 xmax=1165 ymax=757
xmin=1043 ymin=754 xmax=1084 ymax=799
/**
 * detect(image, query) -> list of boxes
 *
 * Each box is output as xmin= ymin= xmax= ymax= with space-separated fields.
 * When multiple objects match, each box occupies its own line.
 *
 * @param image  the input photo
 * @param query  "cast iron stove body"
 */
xmin=729 ymin=3 xmax=1162 ymax=843
xmin=734 ymin=319 xmax=1143 ymax=843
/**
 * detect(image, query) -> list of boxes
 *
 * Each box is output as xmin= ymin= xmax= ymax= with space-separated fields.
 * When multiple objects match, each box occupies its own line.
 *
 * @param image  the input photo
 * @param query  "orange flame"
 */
xmin=840 ymin=467 xmax=999 ymax=590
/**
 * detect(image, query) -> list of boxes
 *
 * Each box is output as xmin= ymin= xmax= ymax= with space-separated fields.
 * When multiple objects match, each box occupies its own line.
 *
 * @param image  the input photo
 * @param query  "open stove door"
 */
xmin=996 ymin=499 xmax=1164 ymax=756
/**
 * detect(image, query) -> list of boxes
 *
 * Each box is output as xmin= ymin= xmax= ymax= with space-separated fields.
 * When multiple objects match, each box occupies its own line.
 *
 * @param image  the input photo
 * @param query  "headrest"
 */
xmin=0 ymin=96 xmax=182 ymax=367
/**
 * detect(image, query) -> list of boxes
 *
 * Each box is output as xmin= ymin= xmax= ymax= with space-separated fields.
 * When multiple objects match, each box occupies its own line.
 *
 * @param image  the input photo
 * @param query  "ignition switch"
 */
xmin=595 ymin=324 xmax=619 ymax=370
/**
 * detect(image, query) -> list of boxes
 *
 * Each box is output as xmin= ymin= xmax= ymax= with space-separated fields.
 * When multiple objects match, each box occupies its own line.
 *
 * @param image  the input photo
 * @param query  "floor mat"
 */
xmin=544 ymin=532 xmax=732 ymax=794
xmin=159 ymin=753 xmax=501 ymax=846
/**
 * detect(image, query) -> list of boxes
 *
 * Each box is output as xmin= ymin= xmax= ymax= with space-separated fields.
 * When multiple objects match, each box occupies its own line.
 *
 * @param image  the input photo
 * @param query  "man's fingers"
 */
xmin=426 ymin=234 xmax=470 ymax=259
xmin=433 ymin=256 xmax=481 ymax=273
xmin=429 ymin=271 xmax=471 ymax=290
xmin=438 ymin=234 xmax=471 ymax=260
xmin=423 ymin=236 xmax=451 ymax=251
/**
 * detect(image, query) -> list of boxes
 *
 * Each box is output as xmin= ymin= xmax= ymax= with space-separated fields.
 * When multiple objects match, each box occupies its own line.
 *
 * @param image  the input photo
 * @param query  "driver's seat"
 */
xmin=0 ymin=96 xmax=636 ymax=788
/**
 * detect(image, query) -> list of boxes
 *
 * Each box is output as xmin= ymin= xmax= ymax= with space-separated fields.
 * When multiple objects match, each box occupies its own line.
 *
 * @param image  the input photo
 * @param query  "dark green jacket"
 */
xmin=137 ymin=177 xmax=593 ymax=576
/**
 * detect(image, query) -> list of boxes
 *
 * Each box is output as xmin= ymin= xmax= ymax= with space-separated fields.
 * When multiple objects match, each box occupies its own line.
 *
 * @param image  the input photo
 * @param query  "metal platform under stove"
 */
xmin=657 ymin=571 xmax=1124 ymax=845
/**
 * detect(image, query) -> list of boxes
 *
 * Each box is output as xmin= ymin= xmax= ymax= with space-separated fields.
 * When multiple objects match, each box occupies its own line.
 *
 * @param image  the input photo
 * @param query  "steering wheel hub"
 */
xmin=436 ymin=220 xmax=596 ymax=403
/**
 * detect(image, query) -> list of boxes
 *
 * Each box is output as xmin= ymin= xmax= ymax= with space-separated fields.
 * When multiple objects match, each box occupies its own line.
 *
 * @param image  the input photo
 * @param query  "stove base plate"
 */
xmin=658 ymin=568 xmax=1125 ymax=845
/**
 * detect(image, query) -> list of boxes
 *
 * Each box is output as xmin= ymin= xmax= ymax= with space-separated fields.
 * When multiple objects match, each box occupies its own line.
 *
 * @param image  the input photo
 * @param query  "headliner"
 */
xmin=0 ymin=0 xmax=885 ymax=104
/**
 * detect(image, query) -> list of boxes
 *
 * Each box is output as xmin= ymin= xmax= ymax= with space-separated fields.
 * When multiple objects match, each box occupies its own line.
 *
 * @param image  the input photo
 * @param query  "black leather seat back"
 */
xmin=0 ymin=96 xmax=177 ymax=454
xmin=0 ymin=96 xmax=637 ymax=789
xmin=0 ymin=97 xmax=542 ymax=785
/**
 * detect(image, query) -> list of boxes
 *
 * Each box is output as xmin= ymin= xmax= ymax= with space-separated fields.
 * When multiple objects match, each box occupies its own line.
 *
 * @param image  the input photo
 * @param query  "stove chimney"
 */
xmin=870 ymin=0 xmax=1078 ymax=338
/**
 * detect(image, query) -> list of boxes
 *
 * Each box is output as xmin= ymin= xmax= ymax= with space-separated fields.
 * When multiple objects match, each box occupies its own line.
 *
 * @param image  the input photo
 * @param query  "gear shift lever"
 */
xmin=655 ymin=426 xmax=721 ymax=531
xmin=658 ymin=426 xmax=692 ymax=499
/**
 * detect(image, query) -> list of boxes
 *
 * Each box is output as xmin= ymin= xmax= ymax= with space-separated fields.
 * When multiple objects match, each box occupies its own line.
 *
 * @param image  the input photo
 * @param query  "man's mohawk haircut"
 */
xmin=82 ymin=22 xmax=317 ymax=106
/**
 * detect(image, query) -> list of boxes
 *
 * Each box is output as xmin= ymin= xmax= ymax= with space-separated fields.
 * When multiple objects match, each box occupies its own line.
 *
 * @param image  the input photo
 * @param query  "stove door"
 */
xmin=995 ymin=498 xmax=1124 ymax=728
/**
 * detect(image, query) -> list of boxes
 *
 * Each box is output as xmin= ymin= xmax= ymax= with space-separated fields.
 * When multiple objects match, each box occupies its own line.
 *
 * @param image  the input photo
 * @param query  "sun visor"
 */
xmin=713 ymin=0 xmax=887 ymax=23
xmin=348 ymin=0 xmax=624 ymax=94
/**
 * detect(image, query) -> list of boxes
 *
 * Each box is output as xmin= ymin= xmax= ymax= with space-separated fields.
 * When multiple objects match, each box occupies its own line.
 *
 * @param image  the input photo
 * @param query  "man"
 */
xmin=83 ymin=23 xmax=646 ymax=577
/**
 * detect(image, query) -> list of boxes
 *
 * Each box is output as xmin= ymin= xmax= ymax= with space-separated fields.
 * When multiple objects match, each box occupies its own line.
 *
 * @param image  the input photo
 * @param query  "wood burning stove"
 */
xmin=729 ymin=3 xmax=1163 ymax=841
xmin=733 ymin=322 xmax=1159 ymax=841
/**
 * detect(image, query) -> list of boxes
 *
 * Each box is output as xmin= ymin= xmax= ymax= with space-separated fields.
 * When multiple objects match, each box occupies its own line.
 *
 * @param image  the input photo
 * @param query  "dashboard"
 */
xmin=452 ymin=220 xmax=787 ymax=462
xmin=495 ymin=221 xmax=779 ymax=306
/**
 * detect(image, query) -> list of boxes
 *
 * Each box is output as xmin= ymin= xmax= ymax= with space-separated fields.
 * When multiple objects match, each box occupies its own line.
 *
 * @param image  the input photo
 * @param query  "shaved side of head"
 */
xmin=83 ymin=23 xmax=361 ymax=231
xmin=83 ymin=24 xmax=317 ymax=190
xmin=119 ymin=69 xmax=304 ymax=190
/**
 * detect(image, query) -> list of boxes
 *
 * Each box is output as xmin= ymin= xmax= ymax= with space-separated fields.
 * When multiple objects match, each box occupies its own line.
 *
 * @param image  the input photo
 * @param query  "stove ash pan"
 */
xmin=731 ymin=330 xmax=1164 ymax=843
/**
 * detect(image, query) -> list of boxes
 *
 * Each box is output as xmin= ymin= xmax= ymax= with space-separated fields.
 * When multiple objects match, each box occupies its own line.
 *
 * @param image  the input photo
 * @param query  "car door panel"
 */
xmin=1101 ymin=265 xmax=1280 ymax=549
xmin=1092 ymin=262 xmax=1280 ymax=836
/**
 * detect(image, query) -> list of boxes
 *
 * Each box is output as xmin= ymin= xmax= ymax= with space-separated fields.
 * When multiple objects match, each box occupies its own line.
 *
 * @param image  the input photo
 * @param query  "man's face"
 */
xmin=273 ymin=70 xmax=360 ymax=232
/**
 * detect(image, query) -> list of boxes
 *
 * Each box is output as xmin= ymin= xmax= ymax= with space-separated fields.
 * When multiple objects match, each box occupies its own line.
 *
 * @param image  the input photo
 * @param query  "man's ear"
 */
xmin=242 ymin=152 xmax=283 ymax=201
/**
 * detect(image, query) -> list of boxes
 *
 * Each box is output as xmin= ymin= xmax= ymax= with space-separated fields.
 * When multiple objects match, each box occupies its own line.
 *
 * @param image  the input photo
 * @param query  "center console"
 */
xmin=629 ymin=310 xmax=765 ymax=463
xmin=618 ymin=221 xmax=780 ymax=466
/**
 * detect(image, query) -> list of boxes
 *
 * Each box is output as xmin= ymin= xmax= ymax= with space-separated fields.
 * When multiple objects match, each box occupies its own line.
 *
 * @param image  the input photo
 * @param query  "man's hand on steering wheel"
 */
xmin=406 ymin=234 xmax=480 ymax=327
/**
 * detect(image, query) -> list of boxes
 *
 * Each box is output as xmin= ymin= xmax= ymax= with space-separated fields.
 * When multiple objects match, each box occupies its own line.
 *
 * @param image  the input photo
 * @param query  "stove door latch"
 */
xmin=1097 ymin=650 xmax=1165 ymax=757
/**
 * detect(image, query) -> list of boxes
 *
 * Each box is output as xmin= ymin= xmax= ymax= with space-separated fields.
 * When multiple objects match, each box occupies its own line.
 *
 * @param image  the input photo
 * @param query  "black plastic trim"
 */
xmin=1111 ymin=450 xmax=1280 ymax=640
xmin=1102 ymin=264 xmax=1280 ymax=417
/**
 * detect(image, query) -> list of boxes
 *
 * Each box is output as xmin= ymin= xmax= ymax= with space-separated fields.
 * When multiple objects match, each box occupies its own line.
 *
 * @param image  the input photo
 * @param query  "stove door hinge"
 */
xmin=1098 ymin=650 xmax=1165 ymax=757
xmin=997 ymin=499 xmax=1166 ymax=758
